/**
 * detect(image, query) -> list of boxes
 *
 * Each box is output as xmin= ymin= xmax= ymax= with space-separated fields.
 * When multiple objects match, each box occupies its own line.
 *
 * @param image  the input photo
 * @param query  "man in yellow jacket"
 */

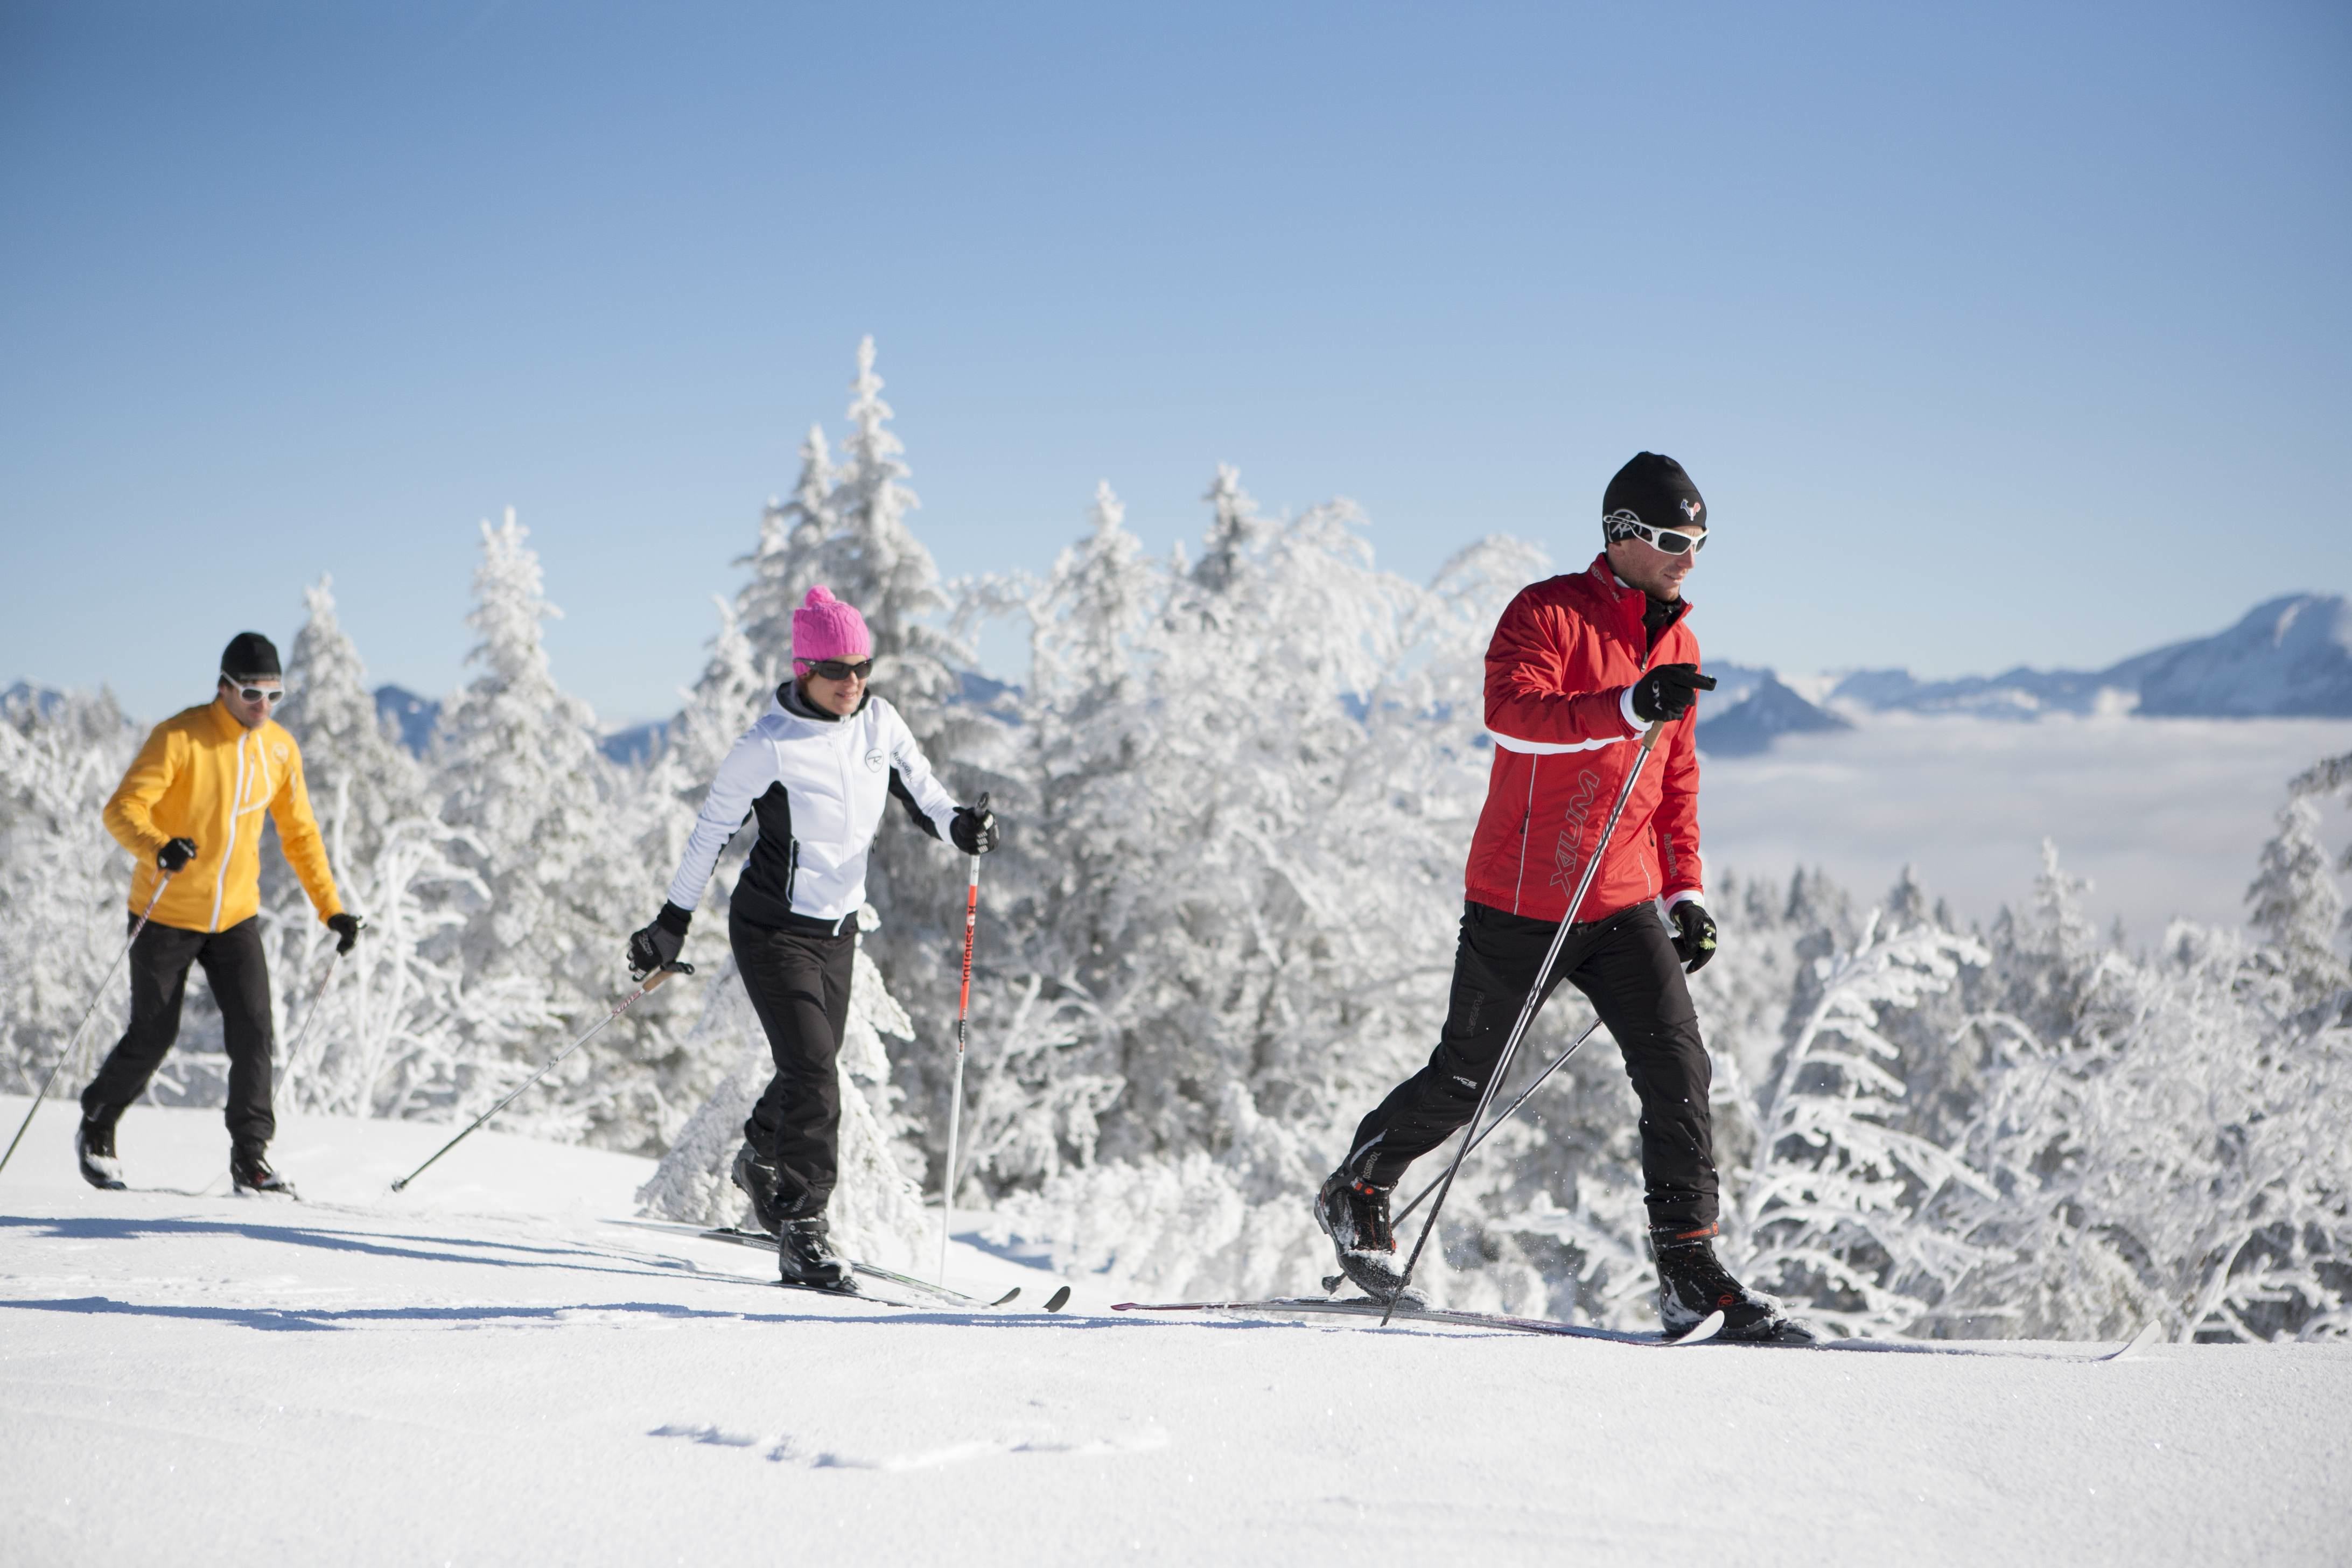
xmin=78 ymin=632 xmax=364 ymax=1196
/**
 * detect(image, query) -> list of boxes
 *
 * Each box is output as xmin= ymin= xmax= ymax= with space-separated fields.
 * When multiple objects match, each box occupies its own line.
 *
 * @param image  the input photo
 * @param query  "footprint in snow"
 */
xmin=647 ymin=1422 xmax=1167 ymax=1471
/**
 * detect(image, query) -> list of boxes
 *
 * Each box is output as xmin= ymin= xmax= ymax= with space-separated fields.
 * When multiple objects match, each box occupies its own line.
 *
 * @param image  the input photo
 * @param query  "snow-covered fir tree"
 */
xmin=266 ymin=577 xmax=536 ymax=1118
xmin=434 ymin=510 xmax=687 ymax=1149
xmin=0 ymin=687 xmax=138 ymax=1094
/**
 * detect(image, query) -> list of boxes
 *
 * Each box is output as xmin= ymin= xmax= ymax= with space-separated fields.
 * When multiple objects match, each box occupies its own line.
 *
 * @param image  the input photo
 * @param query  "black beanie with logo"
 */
xmin=220 ymin=632 xmax=282 ymax=681
xmin=1602 ymin=452 xmax=1706 ymax=541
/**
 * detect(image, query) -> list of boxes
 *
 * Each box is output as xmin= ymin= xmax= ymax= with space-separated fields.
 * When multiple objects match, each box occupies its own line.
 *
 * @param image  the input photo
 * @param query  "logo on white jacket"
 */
xmin=864 ymin=748 xmax=885 ymax=773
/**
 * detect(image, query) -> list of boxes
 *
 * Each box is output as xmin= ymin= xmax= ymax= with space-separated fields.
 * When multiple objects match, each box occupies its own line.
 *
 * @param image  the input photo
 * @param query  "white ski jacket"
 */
xmin=665 ymin=686 xmax=959 ymax=929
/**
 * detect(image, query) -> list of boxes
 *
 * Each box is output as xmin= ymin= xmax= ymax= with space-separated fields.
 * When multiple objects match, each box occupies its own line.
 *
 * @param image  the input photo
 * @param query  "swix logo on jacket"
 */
xmin=1464 ymin=552 xmax=1705 ymax=925
xmin=666 ymin=687 xmax=958 ymax=927
xmin=103 ymin=701 xmax=343 ymax=933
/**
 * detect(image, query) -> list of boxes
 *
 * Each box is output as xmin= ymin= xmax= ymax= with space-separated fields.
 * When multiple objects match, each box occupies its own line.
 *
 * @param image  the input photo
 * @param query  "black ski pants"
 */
xmin=1343 ymin=899 xmax=1719 ymax=1231
xmin=731 ymin=908 xmax=858 ymax=1215
xmin=82 ymin=914 xmax=277 ymax=1150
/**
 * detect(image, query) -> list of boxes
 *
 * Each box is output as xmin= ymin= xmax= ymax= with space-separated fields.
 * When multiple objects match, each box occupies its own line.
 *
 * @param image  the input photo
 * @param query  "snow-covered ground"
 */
xmin=2 ymin=1100 xmax=2346 ymax=1566
xmin=1705 ymin=712 xmax=2352 ymax=935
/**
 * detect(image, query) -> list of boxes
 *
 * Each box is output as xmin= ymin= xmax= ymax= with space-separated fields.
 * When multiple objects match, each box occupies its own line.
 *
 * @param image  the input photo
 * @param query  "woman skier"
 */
xmin=628 ymin=585 xmax=997 ymax=1291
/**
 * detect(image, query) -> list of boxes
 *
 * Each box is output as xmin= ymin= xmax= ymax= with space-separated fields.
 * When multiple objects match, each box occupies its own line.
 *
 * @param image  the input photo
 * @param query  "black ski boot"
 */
xmin=1652 ymin=1226 xmax=1811 ymax=1344
xmin=731 ymin=1142 xmax=790 ymax=1236
xmin=230 ymin=1144 xmax=299 ymax=1199
xmin=776 ymin=1213 xmax=854 ymax=1294
xmin=1315 ymin=1168 xmax=1407 ymax=1299
xmin=75 ymin=1118 xmax=126 ymax=1191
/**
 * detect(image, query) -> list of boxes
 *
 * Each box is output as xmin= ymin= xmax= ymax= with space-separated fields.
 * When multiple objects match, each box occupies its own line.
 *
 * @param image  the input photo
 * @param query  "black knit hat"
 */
xmin=220 ymin=632 xmax=282 ymax=681
xmin=1602 ymin=452 xmax=1706 ymax=541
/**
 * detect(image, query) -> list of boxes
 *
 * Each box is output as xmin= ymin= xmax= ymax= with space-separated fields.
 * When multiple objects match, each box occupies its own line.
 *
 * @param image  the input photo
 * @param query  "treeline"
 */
xmin=4 ymin=338 xmax=2348 ymax=1340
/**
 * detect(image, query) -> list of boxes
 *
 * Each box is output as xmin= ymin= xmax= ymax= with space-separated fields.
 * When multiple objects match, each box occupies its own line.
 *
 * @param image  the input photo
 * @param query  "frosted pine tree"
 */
xmin=735 ymin=426 xmax=836 ymax=683
xmin=0 ymin=688 xmax=138 ymax=1094
xmin=1724 ymin=909 xmax=1998 ymax=1338
xmin=2246 ymin=792 xmax=2350 ymax=1009
xmin=267 ymin=577 xmax=536 ymax=1118
xmin=435 ymin=510 xmax=684 ymax=1149
xmin=992 ymin=474 xmax=1544 ymax=1305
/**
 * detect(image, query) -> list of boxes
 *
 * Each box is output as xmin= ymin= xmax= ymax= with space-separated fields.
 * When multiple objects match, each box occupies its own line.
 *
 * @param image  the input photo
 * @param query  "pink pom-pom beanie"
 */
xmin=792 ymin=586 xmax=873 ymax=668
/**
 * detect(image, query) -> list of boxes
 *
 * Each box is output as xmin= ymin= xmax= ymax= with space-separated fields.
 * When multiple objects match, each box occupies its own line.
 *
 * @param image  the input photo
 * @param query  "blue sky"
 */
xmin=4 ymin=1 xmax=2347 ymax=725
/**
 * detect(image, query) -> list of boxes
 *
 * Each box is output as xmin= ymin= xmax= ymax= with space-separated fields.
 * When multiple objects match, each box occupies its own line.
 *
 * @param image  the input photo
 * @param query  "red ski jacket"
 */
xmin=1463 ymin=552 xmax=1704 ymax=924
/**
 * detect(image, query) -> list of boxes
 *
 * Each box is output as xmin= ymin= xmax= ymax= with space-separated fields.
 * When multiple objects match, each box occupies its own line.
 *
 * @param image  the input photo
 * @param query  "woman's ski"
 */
xmin=699 ymin=1227 xmax=1030 ymax=1310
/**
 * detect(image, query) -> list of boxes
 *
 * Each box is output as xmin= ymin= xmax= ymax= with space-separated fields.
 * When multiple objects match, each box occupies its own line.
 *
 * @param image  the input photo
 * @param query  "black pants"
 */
xmin=1344 ymin=900 xmax=1718 ymax=1231
xmin=82 ymin=915 xmax=276 ymax=1150
xmin=731 ymin=909 xmax=858 ymax=1214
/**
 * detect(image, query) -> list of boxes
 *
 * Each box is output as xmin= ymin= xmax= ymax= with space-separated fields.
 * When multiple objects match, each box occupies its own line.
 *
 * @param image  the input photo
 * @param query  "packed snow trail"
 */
xmin=1 ymin=1101 xmax=2347 ymax=1567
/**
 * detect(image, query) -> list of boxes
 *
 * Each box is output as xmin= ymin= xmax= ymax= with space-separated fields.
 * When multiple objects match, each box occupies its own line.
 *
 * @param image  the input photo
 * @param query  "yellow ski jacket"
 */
xmin=103 ymin=699 xmax=345 ymax=933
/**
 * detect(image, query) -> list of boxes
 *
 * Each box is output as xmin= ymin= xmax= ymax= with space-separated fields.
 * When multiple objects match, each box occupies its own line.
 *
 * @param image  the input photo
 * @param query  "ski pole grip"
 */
xmin=643 ymin=961 xmax=694 ymax=993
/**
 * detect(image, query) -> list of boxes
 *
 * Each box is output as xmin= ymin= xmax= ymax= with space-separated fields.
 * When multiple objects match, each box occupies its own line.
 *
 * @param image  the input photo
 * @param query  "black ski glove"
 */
xmin=949 ymin=795 xmax=998 ymax=856
xmin=157 ymin=837 xmax=198 ymax=872
xmin=628 ymin=902 xmax=692 ymax=979
xmin=327 ymin=913 xmax=366 ymax=956
xmin=1629 ymin=664 xmax=1717 ymax=724
xmin=1671 ymin=901 xmax=1718 ymax=974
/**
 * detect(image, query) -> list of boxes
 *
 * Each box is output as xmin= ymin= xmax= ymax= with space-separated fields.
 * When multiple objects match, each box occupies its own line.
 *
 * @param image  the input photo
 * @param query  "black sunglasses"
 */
xmin=222 ymin=674 xmax=286 ymax=704
xmin=803 ymin=658 xmax=874 ymax=682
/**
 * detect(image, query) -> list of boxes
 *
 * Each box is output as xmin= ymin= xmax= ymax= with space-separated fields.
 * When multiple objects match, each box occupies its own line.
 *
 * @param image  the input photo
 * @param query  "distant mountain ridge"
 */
xmin=1830 ymin=594 xmax=2352 ymax=720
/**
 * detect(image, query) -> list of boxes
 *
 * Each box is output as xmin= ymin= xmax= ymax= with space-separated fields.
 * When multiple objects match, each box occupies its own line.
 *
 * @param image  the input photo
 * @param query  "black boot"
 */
xmin=1315 ymin=1168 xmax=1407 ymax=1299
xmin=731 ymin=1142 xmax=790 ymax=1236
xmin=230 ymin=1144 xmax=299 ymax=1199
xmin=776 ymin=1213 xmax=853 ymax=1293
xmin=1651 ymin=1226 xmax=1810 ymax=1343
xmin=75 ymin=1118 xmax=126 ymax=1191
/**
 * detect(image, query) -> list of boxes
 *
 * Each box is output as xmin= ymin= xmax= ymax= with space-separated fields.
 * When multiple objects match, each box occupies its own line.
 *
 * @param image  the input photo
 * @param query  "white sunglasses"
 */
xmin=1604 ymin=509 xmax=1708 ymax=556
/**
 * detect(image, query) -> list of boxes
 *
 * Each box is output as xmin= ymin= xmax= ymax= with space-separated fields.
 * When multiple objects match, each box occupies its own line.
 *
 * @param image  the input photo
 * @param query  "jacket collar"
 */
xmin=1582 ymin=550 xmax=1696 ymax=627
xmin=205 ymin=698 xmax=254 ymax=743
xmin=771 ymin=681 xmax=873 ymax=725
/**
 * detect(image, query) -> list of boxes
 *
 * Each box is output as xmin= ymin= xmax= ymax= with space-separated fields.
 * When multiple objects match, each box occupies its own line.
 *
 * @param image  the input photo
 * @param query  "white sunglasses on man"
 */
xmin=1605 ymin=509 xmax=1709 ymax=557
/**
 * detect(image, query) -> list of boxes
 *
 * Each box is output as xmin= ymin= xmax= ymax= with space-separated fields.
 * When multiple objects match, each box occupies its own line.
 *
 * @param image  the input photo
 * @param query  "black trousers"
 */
xmin=731 ymin=909 xmax=858 ymax=1214
xmin=1344 ymin=900 xmax=1718 ymax=1231
xmin=82 ymin=915 xmax=277 ymax=1150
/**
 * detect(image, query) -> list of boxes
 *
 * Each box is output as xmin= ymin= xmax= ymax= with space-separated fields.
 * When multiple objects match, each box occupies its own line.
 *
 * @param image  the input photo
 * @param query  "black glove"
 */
xmin=1629 ymin=663 xmax=1717 ymax=724
xmin=327 ymin=913 xmax=366 ymax=956
xmin=1671 ymin=901 xmax=1718 ymax=974
xmin=628 ymin=902 xmax=692 ymax=979
xmin=949 ymin=795 xmax=998 ymax=856
xmin=157 ymin=837 xmax=198 ymax=872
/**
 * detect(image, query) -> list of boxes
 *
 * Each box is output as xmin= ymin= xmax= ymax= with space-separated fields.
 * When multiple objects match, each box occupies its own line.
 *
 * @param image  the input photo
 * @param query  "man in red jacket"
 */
xmin=1316 ymin=451 xmax=1804 ymax=1343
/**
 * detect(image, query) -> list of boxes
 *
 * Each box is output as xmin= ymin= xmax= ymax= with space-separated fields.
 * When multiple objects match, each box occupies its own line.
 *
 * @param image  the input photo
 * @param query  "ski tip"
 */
xmin=990 ymin=1287 xmax=1022 ymax=1308
xmin=1045 ymin=1285 xmax=1072 ymax=1313
xmin=2104 ymin=1320 xmax=2164 ymax=1361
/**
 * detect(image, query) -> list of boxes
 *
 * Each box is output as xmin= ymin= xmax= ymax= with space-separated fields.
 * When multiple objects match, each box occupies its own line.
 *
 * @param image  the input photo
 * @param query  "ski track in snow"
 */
xmin=2 ymin=1098 xmax=2348 ymax=1567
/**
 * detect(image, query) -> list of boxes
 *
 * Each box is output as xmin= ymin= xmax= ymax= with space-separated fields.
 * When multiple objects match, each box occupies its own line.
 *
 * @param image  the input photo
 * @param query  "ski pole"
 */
xmin=1390 ymin=1017 xmax=1605 ymax=1229
xmin=0 ymin=875 xmax=172 ymax=1181
xmin=939 ymin=794 xmax=986 ymax=1287
xmin=1384 ymin=719 xmax=1668 ymax=1324
xmin=389 ymin=961 xmax=691 ymax=1193
xmin=279 ymin=948 xmax=342 ymax=1089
